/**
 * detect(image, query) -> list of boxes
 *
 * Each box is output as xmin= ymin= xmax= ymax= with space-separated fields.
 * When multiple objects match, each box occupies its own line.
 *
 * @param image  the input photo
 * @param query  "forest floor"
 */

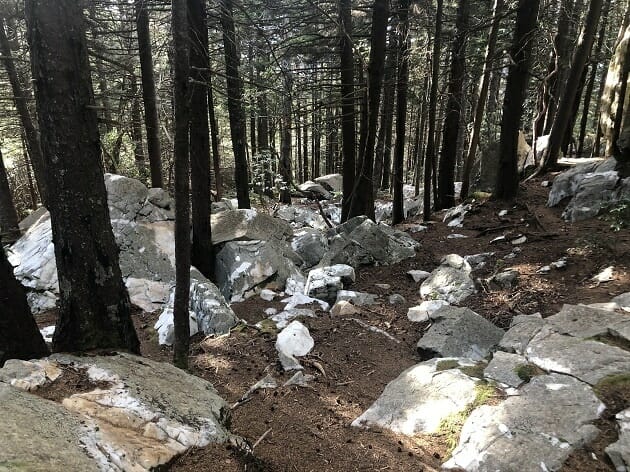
xmin=38 ymin=176 xmax=630 ymax=471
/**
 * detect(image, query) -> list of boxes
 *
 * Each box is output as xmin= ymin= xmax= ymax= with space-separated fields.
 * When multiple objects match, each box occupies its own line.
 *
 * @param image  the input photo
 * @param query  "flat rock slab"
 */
xmin=417 ymin=306 xmax=504 ymax=361
xmin=211 ymin=208 xmax=293 ymax=245
xmin=352 ymin=358 xmax=478 ymax=435
xmin=420 ymin=255 xmax=476 ymax=304
xmin=483 ymin=351 xmax=528 ymax=388
xmin=545 ymin=304 xmax=630 ymax=339
xmin=0 ymin=353 xmax=232 ymax=471
xmin=444 ymin=374 xmax=604 ymax=472
xmin=498 ymin=313 xmax=544 ymax=355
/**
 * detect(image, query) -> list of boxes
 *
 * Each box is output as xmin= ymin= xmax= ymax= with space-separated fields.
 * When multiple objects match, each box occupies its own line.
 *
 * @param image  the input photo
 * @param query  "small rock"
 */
xmin=39 ymin=326 xmax=55 ymax=343
xmin=541 ymin=180 xmax=550 ymax=187
xmin=498 ymin=210 xmax=508 ymax=217
xmin=483 ymin=351 xmax=528 ymax=387
xmin=264 ymin=307 xmax=278 ymax=316
xmin=270 ymin=308 xmax=316 ymax=329
xmin=375 ymin=283 xmax=391 ymax=290
xmin=550 ymin=258 xmax=568 ymax=269
xmin=490 ymin=235 xmax=506 ymax=244
xmin=388 ymin=294 xmax=406 ymax=305
xmin=407 ymin=300 xmax=450 ymax=322
xmin=304 ymin=264 xmax=355 ymax=304
xmin=493 ymin=269 xmax=519 ymax=289
xmin=407 ymin=270 xmax=431 ymax=282
xmin=330 ymin=300 xmax=361 ymax=316
xmin=408 ymin=225 xmax=428 ymax=233
xmin=537 ymin=265 xmax=551 ymax=274
xmin=260 ymin=289 xmax=276 ymax=301
xmin=275 ymin=321 xmax=314 ymax=371
xmin=281 ymin=292 xmax=329 ymax=311
xmin=511 ymin=235 xmax=527 ymax=245
xmin=283 ymin=371 xmax=315 ymax=387
xmin=336 ymin=290 xmax=378 ymax=306
xmin=447 ymin=234 xmax=468 ymax=239
xmin=592 ymin=266 xmax=615 ymax=283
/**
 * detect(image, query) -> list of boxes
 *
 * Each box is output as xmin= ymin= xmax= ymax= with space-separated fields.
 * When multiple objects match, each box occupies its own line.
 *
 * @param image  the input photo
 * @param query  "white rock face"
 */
xmin=314 ymin=173 xmax=343 ymax=192
xmin=275 ymin=321 xmax=315 ymax=371
xmin=407 ymin=300 xmax=450 ymax=322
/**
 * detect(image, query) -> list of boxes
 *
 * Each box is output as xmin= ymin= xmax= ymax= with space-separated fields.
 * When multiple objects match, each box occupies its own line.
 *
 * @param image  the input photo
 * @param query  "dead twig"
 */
xmin=252 ymin=427 xmax=272 ymax=450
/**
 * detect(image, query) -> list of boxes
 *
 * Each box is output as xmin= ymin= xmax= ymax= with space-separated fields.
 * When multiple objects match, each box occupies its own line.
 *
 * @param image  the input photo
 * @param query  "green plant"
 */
xmin=600 ymin=198 xmax=630 ymax=231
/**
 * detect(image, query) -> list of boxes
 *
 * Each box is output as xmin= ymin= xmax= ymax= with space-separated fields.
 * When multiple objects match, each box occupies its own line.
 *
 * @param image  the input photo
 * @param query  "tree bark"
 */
xmin=348 ymin=0 xmax=389 ymax=221
xmin=460 ymin=0 xmax=503 ymax=200
xmin=0 ymin=17 xmax=47 ymax=205
xmin=130 ymin=75 xmax=148 ymax=182
xmin=172 ymin=0 xmax=191 ymax=369
xmin=188 ymin=0 xmax=214 ymax=280
xmin=540 ymin=0 xmax=604 ymax=171
xmin=25 ymin=0 xmax=139 ymax=353
xmin=0 ymin=246 xmax=49 ymax=367
xmin=495 ymin=0 xmax=540 ymax=199
xmin=392 ymin=0 xmax=409 ymax=225
xmin=0 ymin=150 xmax=20 ymax=243
xmin=135 ymin=0 xmax=163 ymax=188
xmin=220 ymin=0 xmax=251 ymax=209
xmin=423 ymin=0 xmax=443 ymax=221
xmin=208 ymin=72 xmax=223 ymax=199
xmin=339 ymin=0 xmax=356 ymax=222
xmin=279 ymin=75 xmax=293 ymax=204
xmin=437 ymin=0 xmax=470 ymax=210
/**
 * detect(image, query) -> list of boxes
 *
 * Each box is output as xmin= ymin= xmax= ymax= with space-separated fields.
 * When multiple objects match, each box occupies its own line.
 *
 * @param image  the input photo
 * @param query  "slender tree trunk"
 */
xmin=424 ymin=0 xmax=443 ymax=221
xmin=461 ymin=0 xmax=503 ymax=199
xmin=0 ymin=246 xmax=49 ymax=367
xmin=348 ymin=0 xmax=389 ymax=220
xmin=22 ymin=134 xmax=37 ymax=210
xmin=303 ymin=117 xmax=309 ymax=182
xmin=437 ymin=0 xmax=470 ymax=210
xmin=208 ymin=73 xmax=222 ymax=199
xmin=0 ymin=150 xmax=20 ymax=243
xmin=188 ymin=0 xmax=214 ymax=280
xmin=25 ymin=0 xmax=139 ymax=353
xmin=130 ymin=75 xmax=148 ymax=182
xmin=220 ymin=0 xmax=250 ymax=208
xmin=172 ymin=0 xmax=191 ymax=369
xmin=340 ymin=0 xmax=356 ymax=221
xmin=0 ymin=17 xmax=47 ymax=205
xmin=296 ymin=114 xmax=303 ymax=183
xmin=279 ymin=75 xmax=293 ymax=204
xmin=392 ymin=0 xmax=409 ymax=225
xmin=540 ymin=0 xmax=604 ymax=171
xmin=135 ymin=0 xmax=163 ymax=188
xmin=495 ymin=0 xmax=540 ymax=199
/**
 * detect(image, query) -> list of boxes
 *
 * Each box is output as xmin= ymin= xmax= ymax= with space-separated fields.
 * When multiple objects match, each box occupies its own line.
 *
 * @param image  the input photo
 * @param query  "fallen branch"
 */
xmin=252 ymin=428 xmax=272 ymax=450
xmin=351 ymin=318 xmax=401 ymax=344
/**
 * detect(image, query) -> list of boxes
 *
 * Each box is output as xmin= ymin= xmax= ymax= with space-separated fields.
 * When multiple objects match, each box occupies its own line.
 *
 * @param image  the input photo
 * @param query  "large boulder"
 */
xmin=417 ymin=306 xmax=504 ymax=361
xmin=275 ymin=205 xmax=328 ymax=230
xmin=352 ymin=358 xmax=478 ymax=435
xmin=420 ymin=254 xmax=476 ymax=304
xmin=291 ymin=228 xmax=328 ymax=268
xmin=314 ymin=173 xmax=342 ymax=192
xmin=562 ymin=170 xmax=620 ymax=222
xmin=297 ymin=181 xmax=332 ymax=200
xmin=215 ymin=239 xmax=301 ymax=302
xmin=0 ymin=353 xmax=232 ymax=471
xmin=321 ymin=216 xmax=419 ymax=267
xmin=211 ymin=208 xmax=293 ymax=245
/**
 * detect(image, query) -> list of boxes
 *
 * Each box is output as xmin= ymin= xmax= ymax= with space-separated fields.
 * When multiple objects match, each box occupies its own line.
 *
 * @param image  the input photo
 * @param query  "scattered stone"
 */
xmin=550 ymin=258 xmax=568 ymax=269
xmin=283 ymin=371 xmax=315 ymax=387
xmin=448 ymin=234 xmax=468 ymax=239
xmin=444 ymin=374 xmax=604 ymax=472
xmin=464 ymin=253 xmax=494 ymax=271
xmin=275 ymin=321 xmax=315 ymax=371
xmin=541 ymin=180 xmax=550 ymax=187
xmin=304 ymin=264 xmax=355 ymax=304
xmin=483 ymin=351 xmax=528 ymax=388
xmin=490 ymin=235 xmax=506 ymax=244
xmin=336 ymin=290 xmax=378 ymax=306
xmin=562 ymin=171 xmax=620 ymax=222
xmin=388 ymin=294 xmax=406 ymax=305
xmin=39 ymin=325 xmax=55 ymax=343
xmin=281 ymin=292 xmax=329 ymax=311
xmin=511 ymin=235 xmax=527 ymax=245
xmin=408 ymin=224 xmax=428 ymax=233
xmin=498 ymin=210 xmax=508 ymax=217
xmin=155 ymin=307 xmax=199 ymax=346
xmin=244 ymin=374 xmax=278 ymax=398
xmin=352 ymin=318 xmax=401 ymax=344
xmin=260 ymin=289 xmax=276 ymax=301
xmin=417 ymin=306 xmax=504 ymax=361
xmin=592 ymin=266 xmax=615 ymax=283
xmin=606 ymin=408 xmax=630 ymax=472
xmin=269 ymin=308 xmax=316 ymax=329
xmin=352 ymin=358 xmax=478 ymax=435
xmin=375 ymin=283 xmax=391 ymax=290
xmin=330 ymin=300 xmax=361 ymax=316
xmin=443 ymin=204 xmax=472 ymax=228
xmin=407 ymin=269 xmax=431 ymax=282
xmin=548 ymin=159 xmax=604 ymax=207
xmin=493 ymin=269 xmax=520 ymax=289
xmin=275 ymin=206 xmax=328 ymax=231
xmin=537 ymin=265 xmax=551 ymax=274
xmin=264 ymin=307 xmax=278 ymax=316
xmin=420 ymin=255 xmax=476 ymax=304
xmin=407 ymin=300 xmax=450 ymax=323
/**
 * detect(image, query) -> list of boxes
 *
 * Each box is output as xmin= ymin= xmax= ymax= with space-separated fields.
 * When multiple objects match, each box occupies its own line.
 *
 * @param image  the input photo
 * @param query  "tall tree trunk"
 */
xmin=296 ymin=114 xmax=303 ymax=183
xmin=130 ymin=75 xmax=148 ymax=182
xmin=437 ymin=0 xmax=470 ymax=210
xmin=220 ymin=0 xmax=250 ymax=208
xmin=25 ymin=0 xmax=139 ymax=353
xmin=22 ymin=134 xmax=38 ymax=210
xmin=348 ymin=0 xmax=389 ymax=220
xmin=374 ymin=32 xmax=397 ymax=195
xmin=0 ymin=246 xmax=49 ymax=367
xmin=340 ymin=0 xmax=356 ymax=222
xmin=172 ymin=0 xmax=191 ymax=369
xmin=423 ymin=0 xmax=443 ymax=221
xmin=135 ymin=0 xmax=163 ymax=188
xmin=188 ymin=0 xmax=214 ymax=280
xmin=495 ymin=0 xmax=540 ymax=199
xmin=303 ymin=117 xmax=309 ymax=182
xmin=279 ymin=75 xmax=293 ymax=204
xmin=0 ymin=17 xmax=47 ymax=205
xmin=461 ymin=0 xmax=503 ymax=199
xmin=540 ymin=0 xmax=604 ymax=171
xmin=0 ymin=150 xmax=20 ymax=243
xmin=392 ymin=0 xmax=409 ymax=225
xmin=208 ymin=73 xmax=222 ymax=199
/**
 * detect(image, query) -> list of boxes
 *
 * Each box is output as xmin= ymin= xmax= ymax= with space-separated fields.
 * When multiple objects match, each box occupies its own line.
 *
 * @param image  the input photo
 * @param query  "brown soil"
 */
xmin=33 ymin=176 xmax=630 ymax=471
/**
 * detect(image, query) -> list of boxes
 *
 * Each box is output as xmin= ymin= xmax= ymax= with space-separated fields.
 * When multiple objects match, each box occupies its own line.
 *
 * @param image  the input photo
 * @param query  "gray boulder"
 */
xmin=444 ymin=374 xmax=603 ymax=472
xmin=275 ymin=205 xmax=328 ymax=230
xmin=211 ymin=208 xmax=293 ymax=245
xmin=498 ymin=313 xmax=544 ymax=355
xmin=420 ymin=254 xmax=476 ymax=304
xmin=548 ymin=160 xmax=602 ymax=207
xmin=291 ymin=228 xmax=328 ymax=268
xmin=352 ymin=358 xmax=478 ymax=435
xmin=297 ymin=181 xmax=332 ymax=200
xmin=562 ymin=170 xmax=620 ymax=222
xmin=417 ymin=306 xmax=504 ymax=361
xmin=304 ymin=264 xmax=355 ymax=304
xmin=314 ymin=173 xmax=342 ymax=192
xmin=606 ymin=408 xmax=630 ymax=472
xmin=483 ymin=351 xmax=528 ymax=388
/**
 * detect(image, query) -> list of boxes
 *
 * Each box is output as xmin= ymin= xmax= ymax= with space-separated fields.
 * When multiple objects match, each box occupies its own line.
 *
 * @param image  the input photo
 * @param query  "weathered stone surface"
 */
xmin=276 ymin=321 xmax=314 ymax=371
xmin=352 ymin=358 xmax=478 ymax=435
xmin=613 ymin=292 xmax=630 ymax=311
xmin=330 ymin=300 xmax=361 ymax=316
xmin=483 ymin=351 xmax=528 ymax=388
xmin=417 ymin=307 xmax=504 ymax=361
xmin=215 ymin=240 xmax=300 ymax=302
xmin=269 ymin=308 xmax=316 ymax=329
xmin=336 ymin=290 xmax=378 ymax=306
xmin=420 ymin=255 xmax=476 ymax=304
xmin=0 ymin=382 xmax=99 ymax=471
xmin=407 ymin=269 xmax=431 ymax=282
xmin=498 ymin=313 xmax=544 ymax=355
xmin=444 ymin=374 xmax=603 ymax=472
xmin=493 ymin=269 xmax=519 ymax=289
xmin=304 ymin=264 xmax=355 ymax=304
xmin=407 ymin=300 xmax=450 ymax=323
xmin=275 ymin=205 xmax=328 ymax=230
xmin=545 ymin=304 xmax=630 ymax=339
xmin=0 ymin=353 xmax=232 ymax=471
xmin=314 ymin=173 xmax=342 ymax=192
xmin=105 ymin=173 xmax=149 ymax=220
xmin=464 ymin=252 xmax=494 ymax=271
xmin=562 ymin=171 xmax=620 ymax=222
xmin=526 ymin=328 xmax=630 ymax=385
xmin=297 ymin=181 xmax=332 ymax=200
xmin=291 ymin=228 xmax=328 ymax=268
xmin=443 ymin=204 xmax=471 ymax=228
xmin=606 ymin=408 xmax=630 ymax=472
xmin=211 ymin=209 xmax=293 ymax=245
xmin=322 ymin=216 xmax=419 ymax=267
xmin=548 ymin=161 xmax=601 ymax=207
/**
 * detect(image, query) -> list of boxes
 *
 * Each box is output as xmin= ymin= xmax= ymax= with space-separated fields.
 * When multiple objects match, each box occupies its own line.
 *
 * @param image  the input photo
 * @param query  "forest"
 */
xmin=1 ymin=0 xmax=630 ymax=471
